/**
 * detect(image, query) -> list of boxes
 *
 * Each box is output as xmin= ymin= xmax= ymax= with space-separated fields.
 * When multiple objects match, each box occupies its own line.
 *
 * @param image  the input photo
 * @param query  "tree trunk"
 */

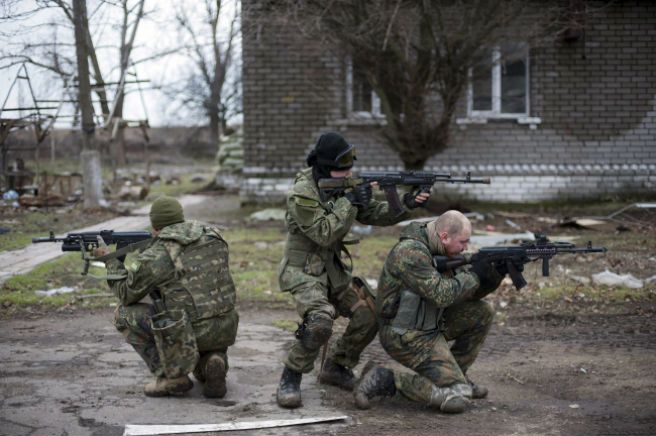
xmin=114 ymin=99 xmax=127 ymax=166
xmin=73 ymin=0 xmax=104 ymax=209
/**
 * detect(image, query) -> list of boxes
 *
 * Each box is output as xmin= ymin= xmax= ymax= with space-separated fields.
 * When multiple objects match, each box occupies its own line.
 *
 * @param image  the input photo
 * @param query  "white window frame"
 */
xmin=345 ymin=56 xmax=383 ymax=119
xmin=467 ymin=45 xmax=530 ymax=120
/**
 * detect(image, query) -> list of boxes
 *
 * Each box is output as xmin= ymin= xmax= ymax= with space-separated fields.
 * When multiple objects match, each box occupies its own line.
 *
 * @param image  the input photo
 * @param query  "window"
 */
xmin=468 ymin=43 xmax=529 ymax=118
xmin=346 ymin=57 xmax=382 ymax=118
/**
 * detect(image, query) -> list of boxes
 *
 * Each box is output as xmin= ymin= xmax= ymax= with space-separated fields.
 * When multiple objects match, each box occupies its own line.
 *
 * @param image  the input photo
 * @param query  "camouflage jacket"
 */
xmin=107 ymin=221 xmax=236 ymax=319
xmin=377 ymin=222 xmax=480 ymax=319
xmin=279 ymin=168 xmax=409 ymax=292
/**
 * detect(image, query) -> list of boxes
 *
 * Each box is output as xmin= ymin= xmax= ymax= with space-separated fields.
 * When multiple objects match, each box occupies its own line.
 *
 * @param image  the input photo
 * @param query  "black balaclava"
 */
xmin=306 ymin=132 xmax=356 ymax=182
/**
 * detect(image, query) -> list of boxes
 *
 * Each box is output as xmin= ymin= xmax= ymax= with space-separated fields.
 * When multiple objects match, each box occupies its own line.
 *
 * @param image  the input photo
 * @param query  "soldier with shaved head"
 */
xmin=354 ymin=210 xmax=505 ymax=413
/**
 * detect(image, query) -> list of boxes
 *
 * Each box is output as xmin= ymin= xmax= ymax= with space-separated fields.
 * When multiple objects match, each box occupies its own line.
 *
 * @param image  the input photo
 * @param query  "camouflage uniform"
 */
xmin=376 ymin=222 xmax=495 ymax=405
xmin=279 ymin=168 xmax=409 ymax=373
xmin=106 ymin=221 xmax=238 ymax=380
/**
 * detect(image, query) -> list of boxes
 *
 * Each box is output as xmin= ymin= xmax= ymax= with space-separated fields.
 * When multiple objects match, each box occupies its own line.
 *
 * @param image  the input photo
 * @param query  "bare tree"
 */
xmin=283 ymin=0 xmax=574 ymax=169
xmin=170 ymin=0 xmax=241 ymax=147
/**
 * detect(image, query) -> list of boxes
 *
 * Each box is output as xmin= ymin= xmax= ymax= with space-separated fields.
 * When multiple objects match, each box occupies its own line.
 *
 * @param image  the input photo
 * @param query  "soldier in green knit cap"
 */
xmin=93 ymin=196 xmax=239 ymax=398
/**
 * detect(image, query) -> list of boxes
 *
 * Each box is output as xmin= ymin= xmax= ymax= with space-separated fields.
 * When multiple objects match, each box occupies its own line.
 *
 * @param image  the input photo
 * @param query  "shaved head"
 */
xmin=434 ymin=210 xmax=471 ymax=236
xmin=427 ymin=210 xmax=472 ymax=256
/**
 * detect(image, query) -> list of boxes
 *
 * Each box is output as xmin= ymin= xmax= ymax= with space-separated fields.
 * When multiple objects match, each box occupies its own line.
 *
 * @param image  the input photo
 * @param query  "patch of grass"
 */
xmin=271 ymin=319 xmax=298 ymax=332
xmin=0 ymin=207 xmax=118 ymax=252
xmin=532 ymin=283 xmax=655 ymax=304
xmin=0 ymin=253 xmax=110 ymax=308
xmin=348 ymin=233 xmax=399 ymax=280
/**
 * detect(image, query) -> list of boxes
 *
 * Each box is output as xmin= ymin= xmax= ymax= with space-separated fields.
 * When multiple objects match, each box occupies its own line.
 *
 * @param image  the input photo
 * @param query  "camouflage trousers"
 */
xmin=283 ymin=279 xmax=377 ymax=373
xmin=114 ymin=303 xmax=239 ymax=378
xmin=379 ymin=299 xmax=494 ymax=405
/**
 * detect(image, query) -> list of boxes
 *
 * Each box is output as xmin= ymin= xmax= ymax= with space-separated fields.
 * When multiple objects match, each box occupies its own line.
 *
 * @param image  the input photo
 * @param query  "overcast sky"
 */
xmin=0 ymin=0 xmax=241 ymax=128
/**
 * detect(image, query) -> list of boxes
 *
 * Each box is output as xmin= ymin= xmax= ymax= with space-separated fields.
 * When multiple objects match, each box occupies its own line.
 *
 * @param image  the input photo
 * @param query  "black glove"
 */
xmin=402 ymin=187 xmax=425 ymax=210
xmin=469 ymin=257 xmax=504 ymax=300
xmin=495 ymin=256 xmax=527 ymax=276
xmin=344 ymin=184 xmax=372 ymax=207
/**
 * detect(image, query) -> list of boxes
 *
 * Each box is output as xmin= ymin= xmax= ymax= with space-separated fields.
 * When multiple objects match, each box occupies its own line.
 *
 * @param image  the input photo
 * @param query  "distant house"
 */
xmin=240 ymin=1 xmax=656 ymax=204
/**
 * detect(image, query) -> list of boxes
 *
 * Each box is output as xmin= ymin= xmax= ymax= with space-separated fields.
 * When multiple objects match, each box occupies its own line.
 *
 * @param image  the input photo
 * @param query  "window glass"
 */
xmin=352 ymin=66 xmax=373 ymax=113
xmin=501 ymin=44 xmax=527 ymax=114
xmin=472 ymin=51 xmax=493 ymax=111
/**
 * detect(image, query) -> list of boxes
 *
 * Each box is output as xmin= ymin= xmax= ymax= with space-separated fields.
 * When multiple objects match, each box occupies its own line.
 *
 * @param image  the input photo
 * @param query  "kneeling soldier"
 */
xmin=276 ymin=132 xmax=430 ymax=408
xmin=94 ymin=196 xmax=239 ymax=398
xmin=355 ymin=210 xmax=504 ymax=413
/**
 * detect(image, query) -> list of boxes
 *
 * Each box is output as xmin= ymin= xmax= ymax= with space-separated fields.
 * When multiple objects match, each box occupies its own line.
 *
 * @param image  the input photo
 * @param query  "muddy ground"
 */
xmin=1 ymin=300 xmax=655 ymax=436
xmin=1 ymin=195 xmax=655 ymax=435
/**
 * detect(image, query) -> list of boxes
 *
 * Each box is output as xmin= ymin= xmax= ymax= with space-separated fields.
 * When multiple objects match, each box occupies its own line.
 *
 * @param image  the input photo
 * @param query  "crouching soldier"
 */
xmin=93 ymin=196 xmax=239 ymax=398
xmin=354 ymin=211 xmax=504 ymax=413
xmin=276 ymin=132 xmax=430 ymax=408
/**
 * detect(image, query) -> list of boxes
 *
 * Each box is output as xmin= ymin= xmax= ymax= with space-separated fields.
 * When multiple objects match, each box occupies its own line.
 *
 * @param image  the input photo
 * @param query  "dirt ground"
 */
xmin=1 ymin=300 xmax=655 ymax=436
xmin=1 ymin=195 xmax=655 ymax=435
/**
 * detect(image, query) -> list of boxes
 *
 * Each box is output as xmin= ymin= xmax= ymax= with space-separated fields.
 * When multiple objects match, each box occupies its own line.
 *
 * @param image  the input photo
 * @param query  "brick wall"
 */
xmin=241 ymin=1 xmax=656 ymax=204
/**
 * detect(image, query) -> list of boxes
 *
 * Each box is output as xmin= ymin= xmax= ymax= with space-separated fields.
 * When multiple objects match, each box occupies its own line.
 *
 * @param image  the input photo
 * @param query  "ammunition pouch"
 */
xmin=151 ymin=309 xmax=199 ymax=378
xmin=389 ymin=290 xmax=443 ymax=335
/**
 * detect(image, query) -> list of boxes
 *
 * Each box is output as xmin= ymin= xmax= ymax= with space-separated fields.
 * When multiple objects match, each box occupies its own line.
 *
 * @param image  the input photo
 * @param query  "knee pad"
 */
xmin=295 ymin=313 xmax=333 ymax=351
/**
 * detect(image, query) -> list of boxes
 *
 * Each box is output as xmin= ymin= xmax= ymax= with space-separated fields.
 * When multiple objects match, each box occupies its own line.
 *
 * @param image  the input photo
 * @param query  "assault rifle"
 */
xmin=432 ymin=234 xmax=607 ymax=290
xmin=32 ymin=230 xmax=152 ymax=275
xmin=318 ymin=171 xmax=490 ymax=215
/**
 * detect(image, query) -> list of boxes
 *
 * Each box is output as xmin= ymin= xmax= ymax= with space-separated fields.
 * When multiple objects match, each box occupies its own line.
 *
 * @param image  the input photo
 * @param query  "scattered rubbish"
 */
xmin=559 ymin=218 xmax=609 ymax=230
xmin=505 ymin=219 xmax=521 ymax=230
xmin=351 ymin=225 xmax=373 ymax=236
xmin=19 ymin=193 xmax=66 ymax=208
xmin=569 ymin=404 xmax=580 ymax=409
xmin=536 ymin=216 xmax=558 ymax=225
xmin=464 ymin=212 xmax=485 ymax=221
xmin=248 ymin=208 xmax=286 ymax=221
xmin=123 ymin=416 xmax=349 ymax=436
xmin=569 ymin=275 xmax=591 ymax=285
xmin=0 ymin=227 xmax=10 ymax=235
xmin=580 ymin=368 xmax=588 ymax=374
xmin=505 ymin=372 xmax=524 ymax=385
xmin=485 ymin=224 xmax=496 ymax=232
xmin=645 ymin=275 xmax=656 ymax=285
xmin=254 ymin=241 xmax=269 ymax=249
xmin=2 ymin=190 xmax=19 ymax=201
xmin=35 ymin=286 xmax=77 ymax=297
xmin=592 ymin=270 xmax=643 ymax=289
xmin=578 ymin=203 xmax=656 ymax=231
xmin=117 ymin=185 xmax=149 ymax=201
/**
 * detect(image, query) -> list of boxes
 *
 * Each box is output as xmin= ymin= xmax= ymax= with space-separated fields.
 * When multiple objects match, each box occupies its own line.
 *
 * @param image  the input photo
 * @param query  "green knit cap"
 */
xmin=150 ymin=196 xmax=184 ymax=230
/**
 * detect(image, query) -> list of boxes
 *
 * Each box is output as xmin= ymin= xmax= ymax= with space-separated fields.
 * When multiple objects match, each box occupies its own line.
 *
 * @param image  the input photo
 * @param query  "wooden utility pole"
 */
xmin=73 ymin=0 xmax=104 ymax=208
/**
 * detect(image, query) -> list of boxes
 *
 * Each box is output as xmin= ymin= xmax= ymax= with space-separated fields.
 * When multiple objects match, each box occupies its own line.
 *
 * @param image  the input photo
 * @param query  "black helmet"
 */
xmin=306 ymin=132 xmax=357 ymax=170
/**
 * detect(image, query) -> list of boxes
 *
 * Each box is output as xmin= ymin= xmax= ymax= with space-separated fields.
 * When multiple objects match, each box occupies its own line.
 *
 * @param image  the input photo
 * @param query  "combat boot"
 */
xmin=466 ymin=376 xmax=488 ymax=399
xmin=429 ymin=383 xmax=470 ymax=414
xmin=318 ymin=359 xmax=356 ymax=391
xmin=143 ymin=375 xmax=193 ymax=397
xmin=203 ymin=353 xmax=227 ymax=398
xmin=353 ymin=365 xmax=396 ymax=410
xmin=276 ymin=366 xmax=302 ymax=408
